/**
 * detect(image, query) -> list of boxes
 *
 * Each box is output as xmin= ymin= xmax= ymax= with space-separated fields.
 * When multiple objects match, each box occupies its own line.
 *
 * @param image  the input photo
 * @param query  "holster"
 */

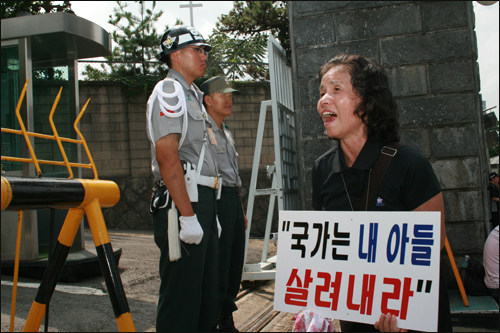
xmin=183 ymin=161 xmax=199 ymax=202
xmin=217 ymin=176 xmax=223 ymax=200
xmin=150 ymin=184 xmax=168 ymax=215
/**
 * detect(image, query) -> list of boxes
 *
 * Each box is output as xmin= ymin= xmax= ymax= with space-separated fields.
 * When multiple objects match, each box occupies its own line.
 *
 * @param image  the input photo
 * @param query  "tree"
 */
xmin=1 ymin=1 xmax=72 ymax=19
xmin=206 ymin=1 xmax=288 ymax=81
xmin=83 ymin=1 xmax=182 ymax=79
xmin=217 ymin=1 xmax=288 ymax=49
xmin=1 ymin=1 xmax=72 ymax=18
xmin=82 ymin=1 xmax=184 ymax=99
xmin=107 ymin=1 xmax=164 ymax=76
xmin=207 ymin=30 xmax=268 ymax=81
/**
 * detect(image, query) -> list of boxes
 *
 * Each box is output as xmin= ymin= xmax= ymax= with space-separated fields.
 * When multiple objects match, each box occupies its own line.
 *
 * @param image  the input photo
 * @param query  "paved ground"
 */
xmin=2 ymin=229 xmax=160 ymax=332
xmin=1 ymin=229 xmax=498 ymax=332
xmin=1 ymin=229 xmax=292 ymax=332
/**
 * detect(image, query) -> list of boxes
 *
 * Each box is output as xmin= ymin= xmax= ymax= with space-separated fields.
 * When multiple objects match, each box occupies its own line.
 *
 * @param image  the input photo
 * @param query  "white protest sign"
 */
xmin=274 ymin=211 xmax=441 ymax=332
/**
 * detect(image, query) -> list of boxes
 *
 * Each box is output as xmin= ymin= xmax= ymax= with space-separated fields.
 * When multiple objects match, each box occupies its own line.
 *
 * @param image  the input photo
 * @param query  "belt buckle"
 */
xmin=214 ymin=177 xmax=219 ymax=189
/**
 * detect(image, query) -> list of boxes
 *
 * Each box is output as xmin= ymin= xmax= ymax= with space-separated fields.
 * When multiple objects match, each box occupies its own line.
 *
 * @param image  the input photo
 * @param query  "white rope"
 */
xmin=146 ymin=80 xmax=214 ymax=179
xmin=147 ymin=79 xmax=189 ymax=150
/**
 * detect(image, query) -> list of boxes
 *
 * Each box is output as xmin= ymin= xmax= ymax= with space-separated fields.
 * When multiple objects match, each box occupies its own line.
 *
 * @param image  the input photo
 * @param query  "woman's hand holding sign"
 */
xmin=374 ymin=313 xmax=408 ymax=332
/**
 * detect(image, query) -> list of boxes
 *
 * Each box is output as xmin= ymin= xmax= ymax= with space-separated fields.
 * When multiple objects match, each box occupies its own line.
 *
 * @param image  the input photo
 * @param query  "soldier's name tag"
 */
xmin=207 ymin=128 xmax=218 ymax=145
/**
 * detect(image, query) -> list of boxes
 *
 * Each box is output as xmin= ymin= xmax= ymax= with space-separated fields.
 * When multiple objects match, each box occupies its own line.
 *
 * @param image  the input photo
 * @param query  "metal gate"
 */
xmin=242 ymin=36 xmax=300 ymax=281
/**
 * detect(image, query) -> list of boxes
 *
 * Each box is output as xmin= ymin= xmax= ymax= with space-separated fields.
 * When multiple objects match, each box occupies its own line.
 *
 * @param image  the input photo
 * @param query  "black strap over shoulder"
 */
xmin=357 ymin=142 xmax=403 ymax=211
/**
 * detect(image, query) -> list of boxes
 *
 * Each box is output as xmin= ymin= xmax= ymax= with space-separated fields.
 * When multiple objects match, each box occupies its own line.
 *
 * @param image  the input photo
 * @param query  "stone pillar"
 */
xmin=288 ymin=1 xmax=489 ymax=286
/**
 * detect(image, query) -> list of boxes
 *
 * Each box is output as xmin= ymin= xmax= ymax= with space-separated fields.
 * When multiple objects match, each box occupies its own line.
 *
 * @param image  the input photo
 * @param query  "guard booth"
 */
xmin=1 ymin=12 xmax=111 ymax=272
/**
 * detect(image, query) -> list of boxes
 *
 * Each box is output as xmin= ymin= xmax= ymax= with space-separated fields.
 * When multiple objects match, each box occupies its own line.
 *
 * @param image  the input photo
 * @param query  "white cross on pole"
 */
xmin=179 ymin=1 xmax=203 ymax=27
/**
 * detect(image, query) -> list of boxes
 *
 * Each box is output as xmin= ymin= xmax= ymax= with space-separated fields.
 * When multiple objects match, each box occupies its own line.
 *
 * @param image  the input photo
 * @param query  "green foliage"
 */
xmin=490 ymin=145 xmax=499 ymax=157
xmin=206 ymin=1 xmax=288 ymax=81
xmin=33 ymin=67 xmax=67 ymax=81
xmin=84 ymin=63 xmax=164 ymax=102
xmin=217 ymin=1 xmax=288 ymax=49
xmin=106 ymin=1 xmax=165 ymax=75
xmin=80 ymin=1 xmax=181 ymax=101
xmin=1 ymin=1 xmax=72 ymax=19
xmin=207 ymin=30 xmax=268 ymax=81
xmin=111 ymin=75 xmax=165 ymax=102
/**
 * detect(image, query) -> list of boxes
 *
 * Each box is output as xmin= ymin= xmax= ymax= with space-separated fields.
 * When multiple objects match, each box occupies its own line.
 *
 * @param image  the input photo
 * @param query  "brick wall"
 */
xmin=79 ymin=83 xmax=134 ymax=179
xmin=289 ymin=1 xmax=489 ymax=288
xmin=78 ymin=81 xmax=273 ymax=233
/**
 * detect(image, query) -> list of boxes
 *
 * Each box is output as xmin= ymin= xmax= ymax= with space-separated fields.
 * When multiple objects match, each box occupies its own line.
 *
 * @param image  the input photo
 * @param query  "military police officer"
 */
xmin=200 ymin=76 xmax=247 ymax=332
xmin=146 ymin=26 xmax=221 ymax=332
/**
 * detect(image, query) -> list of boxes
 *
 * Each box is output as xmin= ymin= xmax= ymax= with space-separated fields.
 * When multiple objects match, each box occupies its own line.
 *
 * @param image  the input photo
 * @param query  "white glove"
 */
xmin=217 ymin=216 xmax=222 ymax=238
xmin=179 ymin=214 xmax=204 ymax=245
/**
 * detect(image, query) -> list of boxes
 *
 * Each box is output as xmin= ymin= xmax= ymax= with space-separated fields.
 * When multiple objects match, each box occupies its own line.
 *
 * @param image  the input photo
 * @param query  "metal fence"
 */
xmin=77 ymin=59 xmax=269 ymax=81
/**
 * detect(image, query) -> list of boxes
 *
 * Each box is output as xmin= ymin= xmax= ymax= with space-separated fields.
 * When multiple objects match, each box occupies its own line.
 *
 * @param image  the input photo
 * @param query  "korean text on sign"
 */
xmin=274 ymin=211 xmax=440 ymax=332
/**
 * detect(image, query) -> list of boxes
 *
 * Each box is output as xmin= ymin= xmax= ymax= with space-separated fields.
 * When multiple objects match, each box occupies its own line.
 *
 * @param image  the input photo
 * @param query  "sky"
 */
xmin=70 ymin=1 xmax=235 ymax=48
xmin=473 ymin=1 xmax=499 ymax=118
xmin=70 ymin=1 xmax=499 ymax=118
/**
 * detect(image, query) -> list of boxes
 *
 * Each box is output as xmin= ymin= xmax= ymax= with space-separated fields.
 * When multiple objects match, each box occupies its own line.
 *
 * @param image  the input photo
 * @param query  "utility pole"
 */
xmin=179 ymin=1 xmax=203 ymax=27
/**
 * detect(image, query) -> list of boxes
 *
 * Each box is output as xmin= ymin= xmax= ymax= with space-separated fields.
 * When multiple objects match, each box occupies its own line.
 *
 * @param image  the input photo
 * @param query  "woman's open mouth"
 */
xmin=322 ymin=111 xmax=337 ymax=125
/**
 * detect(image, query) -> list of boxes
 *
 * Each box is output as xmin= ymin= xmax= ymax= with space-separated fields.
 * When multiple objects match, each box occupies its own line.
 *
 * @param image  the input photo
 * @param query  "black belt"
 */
xmin=222 ymin=186 xmax=240 ymax=194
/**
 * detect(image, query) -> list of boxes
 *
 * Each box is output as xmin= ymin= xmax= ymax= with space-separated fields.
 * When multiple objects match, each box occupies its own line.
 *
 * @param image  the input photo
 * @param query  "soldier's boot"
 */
xmin=217 ymin=313 xmax=239 ymax=332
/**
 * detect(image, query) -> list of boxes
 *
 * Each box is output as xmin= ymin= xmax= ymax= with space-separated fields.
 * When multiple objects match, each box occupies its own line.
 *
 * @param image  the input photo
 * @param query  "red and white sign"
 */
xmin=274 ymin=211 xmax=441 ymax=332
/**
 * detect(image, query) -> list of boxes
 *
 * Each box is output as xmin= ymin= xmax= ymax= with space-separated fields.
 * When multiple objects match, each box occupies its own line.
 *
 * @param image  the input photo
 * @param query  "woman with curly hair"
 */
xmin=312 ymin=54 xmax=452 ymax=332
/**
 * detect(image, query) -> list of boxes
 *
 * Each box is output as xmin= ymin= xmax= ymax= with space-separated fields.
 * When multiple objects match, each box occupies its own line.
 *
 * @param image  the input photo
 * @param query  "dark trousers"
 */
xmin=153 ymin=186 xmax=219 ymax=332
xmin=217 ymin=187 xmax=246 ymax=316
xmin=491 ymin=211 xmax=499 ymax=229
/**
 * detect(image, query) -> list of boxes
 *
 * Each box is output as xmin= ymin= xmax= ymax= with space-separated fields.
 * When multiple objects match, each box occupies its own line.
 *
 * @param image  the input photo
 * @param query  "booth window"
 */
xmin=1 ymin=45 xmax=22 ymax=173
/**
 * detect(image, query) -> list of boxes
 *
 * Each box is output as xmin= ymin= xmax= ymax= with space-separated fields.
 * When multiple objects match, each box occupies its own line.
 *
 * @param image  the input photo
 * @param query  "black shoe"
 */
xmin=217 ymin=313 xmax=239 ymax=332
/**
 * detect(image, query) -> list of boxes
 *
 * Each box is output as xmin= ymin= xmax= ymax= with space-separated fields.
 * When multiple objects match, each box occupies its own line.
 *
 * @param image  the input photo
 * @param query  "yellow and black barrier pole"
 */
xmin=1 ymin=176 xmax=136 ymax=332
xmin=10 ymin=210 xmax=23 ymax=332
xmin=85 ymin=198 xmax=135 ymax=331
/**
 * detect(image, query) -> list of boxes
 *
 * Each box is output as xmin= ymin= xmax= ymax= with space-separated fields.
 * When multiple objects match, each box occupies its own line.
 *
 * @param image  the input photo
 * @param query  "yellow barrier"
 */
xmin=1 ymin=78 xmax=98 ymax=179
xmin=1 ymin=79 xmax=135 ymax=332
